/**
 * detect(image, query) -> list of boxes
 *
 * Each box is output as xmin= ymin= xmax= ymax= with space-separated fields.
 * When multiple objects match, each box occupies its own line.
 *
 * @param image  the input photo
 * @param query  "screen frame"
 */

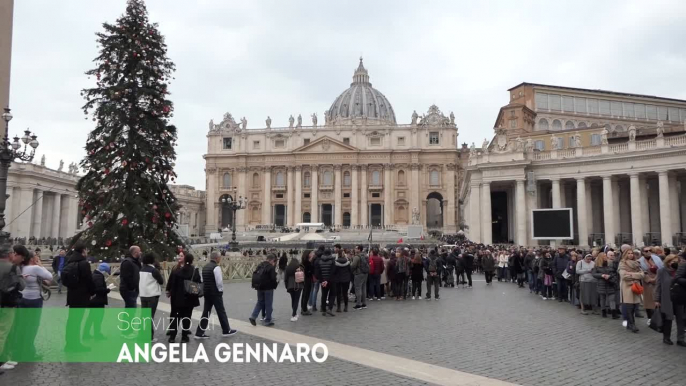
xmin=531 ymin=208 xmax=574 ymax=240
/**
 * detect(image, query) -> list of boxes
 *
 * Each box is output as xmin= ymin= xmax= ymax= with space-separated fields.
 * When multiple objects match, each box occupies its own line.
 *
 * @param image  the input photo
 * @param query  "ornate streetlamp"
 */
xmin=0 ymin=107 xmax=39 ymax=245
xmin=221 ymin=187 xmax=247 ymax=251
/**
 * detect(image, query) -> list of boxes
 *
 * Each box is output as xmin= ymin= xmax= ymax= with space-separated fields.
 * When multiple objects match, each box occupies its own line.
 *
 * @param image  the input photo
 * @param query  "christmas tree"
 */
xmin=76 ymin=0 xmax=183 ymax=260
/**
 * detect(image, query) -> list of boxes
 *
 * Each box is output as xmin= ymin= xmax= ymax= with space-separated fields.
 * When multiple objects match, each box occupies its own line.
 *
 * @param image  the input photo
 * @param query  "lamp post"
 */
xmin=0 ymin=107 xmax=39 ymax=245
xmin=221 ymin=188 xmax=247 ymax=251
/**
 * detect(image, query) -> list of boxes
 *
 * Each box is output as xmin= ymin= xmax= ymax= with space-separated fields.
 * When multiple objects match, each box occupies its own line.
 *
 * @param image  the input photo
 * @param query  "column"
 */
xmin=63 ymin=194 xmax=77 ymax=238
xmin=52 ymin=193 xmax=62 ymax=238
xmin=360 ymin=166 xmax=368 ymax=227
xmin=32 ymin=189 xmax=43 ymax=239
xmin=445 ymin=164 xmax=456 ymax=231
xmin=513 ymin=179 xmax=525 ymax=246
xmin=236 ymin=168 xmax=247 ymax=230
xmin=334 ymin=165 xmax=342 ymax=227
xmin=4 ymin=186 xmax=13 ymax=236
xmin=602 ymin=176 xmax=616 ymax=246
xmin=612 ymin=179 xmax=621 ymax=237
xmin=411 ymin=163 xmax=420 ymax=222
xmin=286 ymin=166 xmax=294 ymax=226
xmin=629 ymin=173 xmax=644 ymax=247
xmin=576 ymin=178 xmax=589 ymax=248
xmin=526 ymin=182 xmax=539 ymax=246
xmin=205 ymin=169 xmax=217 ymax=234
xmin=669 ymin=174 xmax=680 ymax=236
xmin=351 ymin=165 xmax=359 ymax=227
xmin=551 ymin=179 xmax=561 ymax=208
xmin=262 ymin=167 xmax=271 ymax=225
xmin=481 ymin=182 xmax=492 ymax=245
xmin=310 ymin=165 xmax=319 ymax=224
xmin=658 ymin=171 xmax=672 ymax=246
xmin=384 ymin=164 xmax=393 ymax=227
xmin=294 ymin=166 xmax=302 ymax=225
xmin=469 ymin=183 xmax=481 ymax=242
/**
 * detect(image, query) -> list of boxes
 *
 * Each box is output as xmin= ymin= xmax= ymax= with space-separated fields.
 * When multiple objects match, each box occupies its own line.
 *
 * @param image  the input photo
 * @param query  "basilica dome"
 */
xmin=327 ymin=58 xmax=397 ymax=125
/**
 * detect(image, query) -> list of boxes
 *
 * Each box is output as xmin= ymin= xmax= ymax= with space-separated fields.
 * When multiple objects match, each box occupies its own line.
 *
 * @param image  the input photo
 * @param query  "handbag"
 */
xmin=562 ymin=269 xmax=571 ymax=280
xmin=649 ymin=306 xmax=663 ymax=332
xmin=184 ymin=268 xmax=203 ymax=298
xmin=295 ymin=269 xmax=305 ymax=283
xmin=631 ymin=282 xmax=644 ymax=295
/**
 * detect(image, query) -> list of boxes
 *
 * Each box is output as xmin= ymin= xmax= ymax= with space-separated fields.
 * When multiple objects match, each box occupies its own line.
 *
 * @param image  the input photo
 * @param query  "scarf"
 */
xmin=620 ymin=259 xmax=640 ymax=272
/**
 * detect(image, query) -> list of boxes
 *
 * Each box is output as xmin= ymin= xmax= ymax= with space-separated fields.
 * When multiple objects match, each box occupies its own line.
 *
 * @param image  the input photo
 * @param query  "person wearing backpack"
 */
xmin=120 ymin=246 xmax=142 ymax=309
xmin=424 ymin=249 xmax=440 ymax=300
xmin=249 ymin=254 xmax=278 ymax=326
xmin=63 ymin=243 xmax=95 ymax=352
xmin=285 ymin=257 xmax=305 ymax=321
xmin=351 ymin=245 xmax=368 ymax=310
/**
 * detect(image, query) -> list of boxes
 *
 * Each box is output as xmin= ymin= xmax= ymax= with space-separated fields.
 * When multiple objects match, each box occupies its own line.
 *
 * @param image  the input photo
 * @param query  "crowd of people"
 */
xmin=2 ymin=237 xmax=686 ymax=376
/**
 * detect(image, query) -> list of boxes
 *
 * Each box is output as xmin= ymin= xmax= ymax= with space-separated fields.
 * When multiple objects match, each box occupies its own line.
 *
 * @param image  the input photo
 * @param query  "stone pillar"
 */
xmin=526 ymin=182 xmax=539 ymax=246
xmin=669 ymin=174 xmax=680 ymax=236
xmin=311 ymin=165 xmax=319 ymax=223
xmin=411 ymin=163 xmax=420 ymax=223
xmin=32 ymin=189 xmax=43 ymax=239
xmin=236 ymin=168 xmax=247 ymax=230
xmin=445 ymin=164 xmax=456 ymax=231
xmin=551 ymin=179 xmax=561 ymax=208
xmin=612 ymin=179 xmax=621 ymax=237
xmin=658 ymin=171 xmax=672 ymax=246
xmin=52 ymin=193 xmax=62 ymax=238
xmin=602 ymin=176 xmax=616 ymax=247
xmin=15 ymin=188 xmax=32 ymax=238
xmin=205 ymin=168 xmax=217 ymax=234
xmin=515 ymin=179 xmax=527 ymax=246
xmin=0 ymin=0 xmax=13 ymax=138
xmin=576 ymin=177 xmax=589 ymax=248
xmin=481 ymin=182 xmax=492 ymax=245
xmin=383 ymin=164 xmax=393 ymax=227
xmin=286 ymin=166 xmax=294 ymax=227
xmin=263 ymin=167 xmax=271 ymax=225
xmin=4 ymin=186 xmax=13 ymax=236
xmin=469 ymin=183 xmax=481 ymax=242
xmin=351 ymin=165 xmax=359 ymax=227
xmin=334 ymin=165 xmax=342 ymax=227
xmin=294 ymin=166 xmax=302 ymax=225
xmin=63 ymin=194 xmax=77 ymax=238
xmin=629 ymin=173 xmax=644 ymax=247
xmin=360 ymin=166 xmax=368 ymax=227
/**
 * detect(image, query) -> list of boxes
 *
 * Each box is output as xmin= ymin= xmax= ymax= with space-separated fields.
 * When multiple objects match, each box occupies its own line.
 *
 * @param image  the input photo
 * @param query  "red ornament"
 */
xmin=163 ymin=106 xmax=170 ymax=113
xmin=164 ymin=212 xmax=171 ymax=218
xmin=121 ymin=218 xmax=128 ymax=225
xmin=153 ymin=205 xmax=158 ymax=210
xmin=152 ymin=216 xmax=158 ymax=223
xmin=88 ymin=221 xmax=93 ymax=227
xmin=104 ymin=168 xmax=110 ymax=175
xmin=105 ymin=240 xmax=112 ymax=247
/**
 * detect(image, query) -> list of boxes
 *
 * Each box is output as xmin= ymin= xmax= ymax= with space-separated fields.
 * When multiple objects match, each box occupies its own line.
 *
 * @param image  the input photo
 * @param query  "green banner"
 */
xmin=0 ymin=308 xmax=151 ymax=362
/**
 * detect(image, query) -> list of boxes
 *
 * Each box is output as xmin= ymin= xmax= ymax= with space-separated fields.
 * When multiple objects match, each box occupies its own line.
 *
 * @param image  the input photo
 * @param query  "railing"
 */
xmin=582 ymin=146 xmax=601 ymax=156
xmin=533 ymin=152 xmax=551 ymax=160
xmin=558 ymin=148 xmax=577 ymax=158
xmin=635 ymin=139 xmax=656 ymax=151
xmin=666 ymin=134 xmax=686 ymax=146
xmin=609 ymin=143 xmax=628 ymax=153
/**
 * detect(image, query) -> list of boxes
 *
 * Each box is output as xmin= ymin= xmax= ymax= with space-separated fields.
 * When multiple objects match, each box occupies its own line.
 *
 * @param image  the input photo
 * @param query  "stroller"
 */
xmin=443 ymin=265 xmax=455 ymax=287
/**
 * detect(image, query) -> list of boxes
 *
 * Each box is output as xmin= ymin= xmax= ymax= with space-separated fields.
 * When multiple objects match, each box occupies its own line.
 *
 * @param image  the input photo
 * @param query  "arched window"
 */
xmin=323 ymin=171 xmax=333 ymax=185
xmin=371 ymin=170 xmax=381 ymax=185
xmin=397 ymin=170 xmax=406 ymax=185
xmin=275 ymin=171 xmax=285 ymax=186
xmin=430 ymin=170 xmax=440 ymax=186
xmin=565 ymin=121 xmax=575 ymax=130
xmin=577 ymin=122 xmax=587 ymax=128
xmin=304 ymin=172 xmax=311 ymax=187
xmin=538 ymin=118 xmax=549 ymax=131
xmin=552 ymin=119 xmax=562 ymax=131
xmin=343 ymin=171 xmax=351 ymax=187
xmin=222 ymin=173 xmax=232 ymax=188
xmin=252 ymin=173 xmax=260 ymax=188
xmin=303 ymin=212 xmax=311 ymax=223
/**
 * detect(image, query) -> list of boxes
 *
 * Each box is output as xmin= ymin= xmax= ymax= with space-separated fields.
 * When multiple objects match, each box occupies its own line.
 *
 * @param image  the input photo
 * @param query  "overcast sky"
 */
xmin=9 ymin=0 xmax=686 ymax=189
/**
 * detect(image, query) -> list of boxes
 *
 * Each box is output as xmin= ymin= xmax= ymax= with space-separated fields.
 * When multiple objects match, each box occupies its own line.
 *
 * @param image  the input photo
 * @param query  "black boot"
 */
xmin=611 ymin=309 xmax=620 ymax=319
xmin=662 ymin=319 xmax=673 ymax=344
xmin=601 ymin=309 xmax=607 ymax=318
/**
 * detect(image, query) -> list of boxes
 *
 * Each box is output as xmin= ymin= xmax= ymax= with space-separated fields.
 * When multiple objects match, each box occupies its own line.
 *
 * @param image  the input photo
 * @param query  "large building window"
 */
xmin=304 ymin=138 xmax=310 ymax=145
xmin=275 ymin=171 xmax=285 ymax=186
xmin=668 ymin=107 xmax=680 ymax=122
xmin=646 ymin=105 xmax=657 ymax=120
xmin=343 ymin=171 xmax=351 ymax=187
xmin=534 ymin=140 xmax=545 ymax=151
xmin=635 ymin=104 xmax=646 ymax=119
xmin=565 ymin=121 xmax=575 ymax=130
xmin=575 ymin=98 xmax=587 ymax=113
xmin=562 ymin=96 xmax=574 ymax=112
xmin=371 ymin=170 xmax=381 ymax=185
xmin=556 ymin=137 xmax=564 ymax=149
xmin=223 ymin=138 xmax=232 ymax=150
xmin=429 ymin=132 xmax=440 ymax=145
xmin=599 ymin=100 xmax=611 ymax=116
xmin=252 ymin=173 xmax=260 ymax=188
xmin=552 ymin=119 xmax=562 ymax=131
xmin=681 ymin=109 xmax=686 ymax=122
xmin=304 ymin=172 xmax=311 ymax=187
xmin=343 ymin=138 xmax=350 ymax=145
xmin=222 ymin=173 xmax=232 ymax=188
xmin=430 ymin=170 xmax=440 ymax=186
xmin=569 ymin=136 xmax=577 ymax=148
xmin=323 ymin=171 xmax=333 ymax=185
xmin=535 ymin=92 xmax=548 ymax=110
xmin=253 ymin=140 xmax=260 ymax=150
xmin=588 ymin=99 xmax=599 ymax=115
xmin=549 ymin=94 xmax=561 ymax=111
xmin=623 ymin=103 xmax=635 ymax=118
xmin=274 ymin=139 xmax=285 ymax=148
xmin=509 ymin=119 xmax=517 ymax=129
xmin=370 ymin=137 xmax=381 ymax=146
xmin=591 ymin=134 xmax=601 ymax=146
xmin=658 ymin=106 xmax=668 ymax=120
xmin=610 ymin=101 xmax=622 ymax=117
xmin=538 ymin=118 xmax=549 ymax=131
xmin=577 ymin=122 xmax=587 ymax=128
xmin=397 ymin=170 xmax=406 ymax=185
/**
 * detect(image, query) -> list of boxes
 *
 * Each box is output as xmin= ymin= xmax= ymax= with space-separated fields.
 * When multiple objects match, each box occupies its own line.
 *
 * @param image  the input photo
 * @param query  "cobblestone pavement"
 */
xmin=5 ymin=274 xmax=686 ymax=386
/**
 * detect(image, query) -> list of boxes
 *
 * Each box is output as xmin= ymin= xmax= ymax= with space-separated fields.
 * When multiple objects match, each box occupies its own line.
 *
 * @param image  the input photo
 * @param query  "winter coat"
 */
xmin=674 ymin=261 xmax=686 ymax=305
xmin=65 ymin=253 xmax=96 ymax=308
xmin=523 ymin=253 xmax=535 ymax=272
xmin=618 ymin=259 xmax=644 ymax=304
xmin=591 ymin=264 xmax=617 ymax=294
xmin=552 ymin=253 xmax=570 ymax=278
xmin=655 ymin=266 xmax=676 ymax=320
xmin=445 ymin=253 xmax=457 ymax=267
xmin=380 ymin=258 xmax=389 ymax=284
xmin=410 ymin=261 xmax=424 ymax=282
xmin=119 ymin=255 xmax=141 ymax=294
xmin=386 ymin=257 xmax=397 ymax=282
xmin=497 ymin=254 xmax=508 ymax=268
xmin=139 ymin=264 xmax=164 ymax=298
xmin=463 ymin=253 xmax=474 ymax=271
xmin=332 ymin=255 xmax=352 ymax=284
xmin=370 ymin=254 xmax=385 ymax=276
xmin=285 ymin=259 xmax=305 ymax=292
xmin=513 ymin=254 xmax=525 ymax=274
xmin=481 ymin=254 xmax=495 ymax=272
xmin=90 ymin=270 xmax=110 ymax=307
xmin=302 ymin=254 xmax=314 ymax=281
xmin=166 ymin=264 xmax=201 ymax=308
xmin=538 ymin=257 xmax=553 ymax=280
xmin=314 ymin=253 xmax=336 ymax=282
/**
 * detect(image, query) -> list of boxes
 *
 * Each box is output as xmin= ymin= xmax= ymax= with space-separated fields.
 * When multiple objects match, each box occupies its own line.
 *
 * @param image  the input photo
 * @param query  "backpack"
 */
xmin=251 ymin=263 xmax=271 ymax=290
xmin=428 ymin=257 xmax=438 ymax=273
xmin=61 ymin=260 xmax=81 ymax=289
xmin=295 ymin=269 xmax=305 ymax=283
xmin=358 ymin=255 xmax=370 ymax=274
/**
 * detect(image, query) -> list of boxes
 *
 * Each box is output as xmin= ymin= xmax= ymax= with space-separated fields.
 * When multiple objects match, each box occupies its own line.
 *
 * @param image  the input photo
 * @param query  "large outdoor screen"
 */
xmin=531 ymin=208 xmax=574 ymax=240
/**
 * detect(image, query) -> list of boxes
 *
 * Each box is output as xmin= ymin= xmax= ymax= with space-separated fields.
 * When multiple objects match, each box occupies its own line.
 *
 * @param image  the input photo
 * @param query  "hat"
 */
xmin=620 ymin=244 xmax=632 ymax=253
xmin=98 ymin=262 xmax=111 ymax=274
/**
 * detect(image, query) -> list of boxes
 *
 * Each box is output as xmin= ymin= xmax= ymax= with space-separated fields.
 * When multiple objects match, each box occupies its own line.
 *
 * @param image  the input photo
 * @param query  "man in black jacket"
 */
xmin=249 ymin=254 xmax=278 ymax=326
xmin=64 ymin=243 xmax=95 ymax=352
xmin=83 ymin=263 xmax=111 ymax=341
xmin=120 ymin=245 xmax=142 ymax=308
xmin=463 ymin=248 xmax=475 ymax=288
xmin=314 ymin=248 xmax=336 ymax=316
xmin=195 ymin=252 xmax=236 ymax=338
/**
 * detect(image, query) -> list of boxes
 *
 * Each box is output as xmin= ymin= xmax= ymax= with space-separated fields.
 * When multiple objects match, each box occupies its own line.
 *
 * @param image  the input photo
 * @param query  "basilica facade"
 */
xmin=204 ymin=59 xmax=464 ymax=234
